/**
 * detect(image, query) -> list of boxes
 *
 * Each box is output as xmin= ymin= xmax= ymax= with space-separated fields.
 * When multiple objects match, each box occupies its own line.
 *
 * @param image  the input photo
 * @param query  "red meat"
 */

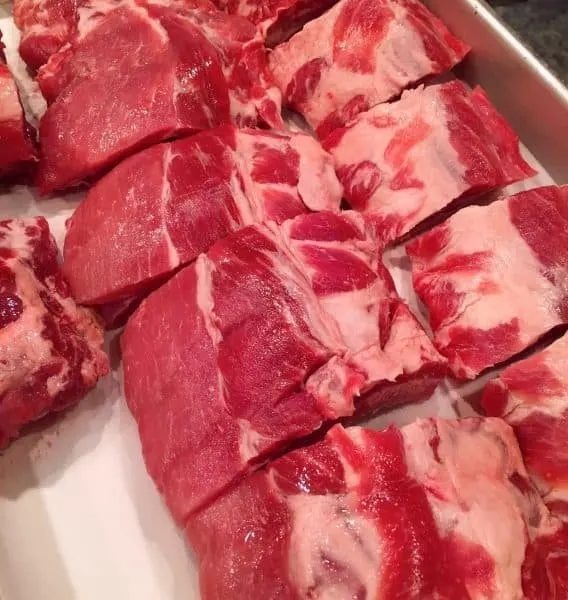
xmin=323 ymin=81 xmax=535 ymax=245
xmin=0 ymin=217 xmax=109 ymax=447
xmin=35 ymin=0 xmax=283 ymax=193
xmin=213 ymin=0 xmax=338 ymax=46
xmin=269 ymin=0 xmax=469 ymax=139
xmin=187 ymin=418 xmax=550 ymax=599
xmin=62 ymin=125 xmax=342 ymax=308
xmin=407 ymin=185 xmax=568 ymax=379
xmin=0 ymin=32 xmax=37 ymax=180
xmin=121 ymin=211 xmax=446 ymax=522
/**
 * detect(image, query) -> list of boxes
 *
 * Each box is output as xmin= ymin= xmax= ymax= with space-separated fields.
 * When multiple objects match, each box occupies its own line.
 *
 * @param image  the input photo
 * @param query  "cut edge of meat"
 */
xmin=407 ymin=185 xmax=568 ymax=380
xmin=0 ymin=216 xmax=109 ymax=447
xmin=35 ymin=0 xmax=284 ymax=194
xmin=121 ymin=213 xmax=446 ymax=523
xmin=0 ymin=32 xmax=38 ymax=182
xmin=186 ymin=416 xmax=551 ymax=600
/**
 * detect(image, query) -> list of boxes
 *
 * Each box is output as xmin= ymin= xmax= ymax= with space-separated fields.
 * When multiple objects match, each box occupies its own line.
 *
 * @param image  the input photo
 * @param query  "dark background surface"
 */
xmin=490 ymin=0 xmax=568 ymax=82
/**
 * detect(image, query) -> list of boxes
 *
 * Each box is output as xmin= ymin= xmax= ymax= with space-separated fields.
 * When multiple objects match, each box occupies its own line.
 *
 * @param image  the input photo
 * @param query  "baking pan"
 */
xmin=425 ymin=0 xmax=568 ymax=184
xmin=0 ymin=1 xmax=566 ymax=599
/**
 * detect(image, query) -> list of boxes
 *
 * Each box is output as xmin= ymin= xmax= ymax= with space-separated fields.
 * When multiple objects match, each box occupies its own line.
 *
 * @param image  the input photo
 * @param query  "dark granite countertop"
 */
xmin=490 ymin=0 xmax=568 ymax=83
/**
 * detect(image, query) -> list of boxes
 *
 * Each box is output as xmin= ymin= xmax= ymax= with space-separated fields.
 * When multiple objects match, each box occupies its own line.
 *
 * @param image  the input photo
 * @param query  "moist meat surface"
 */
xmin=0 ymin=217 xmax=109 ymax=447
xmin=407 ymin=185 xmax=568 ymax=379
xmin=323 ymin=80 xmax=535 ymax=245
xmin=269 ymin=0 xmax=469 ymax=139
xmin=121 ymin=211 xmax=446 ymax=522
xmin=187 ymin=418 xmax=552 ymax=600
xmin=62 ymin=125 xmax=342 ymax=307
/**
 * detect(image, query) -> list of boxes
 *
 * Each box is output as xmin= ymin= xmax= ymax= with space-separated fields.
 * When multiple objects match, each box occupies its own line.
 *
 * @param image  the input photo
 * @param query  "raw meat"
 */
xmin=12 ymin=0 xmax=216 ymax=70
xmin=12 ymin=0 xmax=77 ymax=71
xmin=483 ymin=333 xmax=568 ymax=518
xmin=121 ymin=211 xmax=446 ymax=522
xmin=407 ymin=185 xmax=568 ymax=380
xmin=269 ymin=0 xmax=469 ymax=139
xmin=36 ymin=0 xmax=283 ymax=193
xmin=483 ymin=335 xmax=568 ymax=599
xmin=63 ymin=125 xmax=342 ymax=307
xmin=0 ymin=32 xmax=37 ymax=180
xmin=187 ymin=418 xmax=552 ymax=600
xmin=0 ymin=217 xmax=109 ymax=448
xmin=213 ymin=0 xmax=338 ymax=46
xmin=323 ymin=81 xmax=535 ymax=246
xmin=522 ymin=522 xmax=568 ymax=600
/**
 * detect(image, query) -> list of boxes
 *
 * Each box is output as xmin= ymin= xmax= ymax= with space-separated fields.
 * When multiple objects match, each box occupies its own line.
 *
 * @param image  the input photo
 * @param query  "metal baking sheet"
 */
xmin=0 ymin=2 xmax=566 ymax=599
xmin=424 ymin=0 xmax=568 ymax=184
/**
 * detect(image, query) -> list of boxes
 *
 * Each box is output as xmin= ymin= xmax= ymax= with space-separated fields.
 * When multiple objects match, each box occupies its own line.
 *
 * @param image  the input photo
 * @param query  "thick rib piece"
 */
xmin=213 ymin=0 xmax=338 ymax=46
xmin=36 ymin=0 xmax=283 ymax=193
xmin=121 ymin=211 xmax=445 ymax=522
xmin=63 ymin=125 xmax=342 ymax=306
xmin=407 ymin=186 xmax=568 ymax=380
xmin=482 ymin=336 xmax=568 ymax=599
xmin=187 ymin=418 xmax=550 ymax=600
xmin=483 ymin=333 xmax=568 ymax=517
xmin=323 ymin=81 xmax=535 ymax=245
xmin=0 ymin=218 xmax=109 ymax=447
xmin=12 ymin=0 xmax=216 ymax=71
xmin=0 ymin=33 xmax=37 ymax=180
xmin=12 ymin=0 xmax=77 ymax=71
xmin=269 ymin=0 xmax=469 ymax=139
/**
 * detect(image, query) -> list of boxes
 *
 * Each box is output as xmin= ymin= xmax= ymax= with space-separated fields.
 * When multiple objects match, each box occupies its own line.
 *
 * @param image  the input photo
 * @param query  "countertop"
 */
xmin=491 ymin=0 xmax=568 ymax=83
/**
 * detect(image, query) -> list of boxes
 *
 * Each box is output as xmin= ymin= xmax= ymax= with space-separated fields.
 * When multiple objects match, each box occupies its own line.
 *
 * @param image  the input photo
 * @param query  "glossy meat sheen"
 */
xmin=36 ymin=0 xmax=283 ymax=193
xmin=269 ymin=0 xmax=469 ymax=139
xmin=483 ymin=333 xmax=568 ymax=515
xmin=0 ymin=218 xmax=109 ymax=447
xmin=12 ymin=0 xmax=216 ymax=70
xmin=13 ymin=0 xmax=77 ymax=70
xmin=187 ymin=418 xmax=548 ymax=600
xmin=213 ymin=0 xmax=338 ymax=46
xmin=482 ymin=334 xmax=568 ymax=599
xmin=0 ymin=33 xmax=37 ymax=180
xmin=121 ymin=212 xmax=445 ymax=522
xmin=407 ymin=185 xmax=568 ymax=380
xmin=63 ymin=125 xmax=342 ymax=306
xmin=323 ymin=81 xmax=535 ymax=245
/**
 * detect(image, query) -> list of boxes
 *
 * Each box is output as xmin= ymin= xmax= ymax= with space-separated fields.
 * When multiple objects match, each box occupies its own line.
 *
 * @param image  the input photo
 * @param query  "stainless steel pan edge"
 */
xmin=424 ymin=0 xmax=568 ymax=184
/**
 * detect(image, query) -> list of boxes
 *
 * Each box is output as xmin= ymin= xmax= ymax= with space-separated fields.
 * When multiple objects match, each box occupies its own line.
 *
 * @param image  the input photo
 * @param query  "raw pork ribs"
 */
xmin=187 ymin=418 xmax=552 ymax=600
xmin=12 ymin=0 xmax=78 ymax=71
xmin=35 ymin=0 xmax=283 ymax=193
xmin=407 ymin=185 xmax=568 ymax=379
xmin=323 ymin=81 xmax=535 ymax=245
xmin=63 ymin=125 xmax=341 ymax=307
xmin=269 ymin=0 xmax=469 ymax=139
xmin=122 ymin=211 xmax=446 ymax=521
xmin=213 ymin=0 xmax=338 ymax=46
xmin=0 ymin=32 xmax=37 ymax=180
xmin=483 ymin=333 xmax=568 ymax=519
xmin=483 ymin=335 xmax=568 ymax=598
xmin=0 ymin=218 xmax=108 ymax=447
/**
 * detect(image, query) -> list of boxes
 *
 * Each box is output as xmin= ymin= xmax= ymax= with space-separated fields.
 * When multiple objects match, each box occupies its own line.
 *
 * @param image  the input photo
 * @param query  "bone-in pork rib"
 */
xmin=0 ymin=32 xmax=37 ymax=181
xmin=407 ymin=186 xmax=568 ymax=379
xmin=0 ymin=217 xmax=108 ymax=447
xmin=269 ymin=0 xmax=469 ymax=139
xmin=121 ymin=211 xmax=446 ymax=522
xmin=187 ymin=418 xmax=552 ymax=600
xmin=483 ymin=334 xmax=568 ymax=599
xmin=323 ymin=81 xmax=535 ymax=246
xmin=213 ymin=0 xmax=338 ymax=46
xmin=62 ymin=125 xmax=342 ymax=309
xmin=36 ymin=0 xmax=283 ymax=193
